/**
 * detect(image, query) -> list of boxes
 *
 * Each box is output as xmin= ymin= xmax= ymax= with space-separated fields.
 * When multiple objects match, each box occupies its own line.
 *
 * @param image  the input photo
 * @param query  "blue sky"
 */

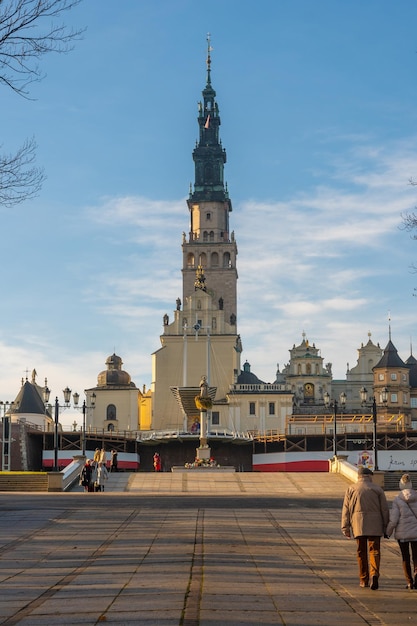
xmin=2 ymin=0 xmax=417 ymax=426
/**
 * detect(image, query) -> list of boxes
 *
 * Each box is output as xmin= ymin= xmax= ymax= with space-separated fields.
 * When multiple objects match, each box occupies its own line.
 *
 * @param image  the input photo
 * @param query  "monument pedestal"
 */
xmin=195 ymin=407 xmax=211 ymax=461
xmin=196 ymin=444 xmax=211 ymax=461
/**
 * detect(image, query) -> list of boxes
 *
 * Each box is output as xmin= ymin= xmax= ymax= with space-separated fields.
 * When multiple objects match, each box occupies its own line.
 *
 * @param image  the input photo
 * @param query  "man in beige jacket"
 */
xmin=341 ymin=467 xmax=389 ymax=590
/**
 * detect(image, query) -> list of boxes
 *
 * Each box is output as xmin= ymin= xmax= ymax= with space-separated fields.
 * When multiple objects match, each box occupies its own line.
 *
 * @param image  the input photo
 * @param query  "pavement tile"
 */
xmin=102 ymin=612 xmax=182 ymax=625
xmin=201 ymin=595 xmax=277 ymax=611
xmin=279 ymin=612 xmax=377 ymax=626
xmin=199 ymin=611 xmax=285 ymax=625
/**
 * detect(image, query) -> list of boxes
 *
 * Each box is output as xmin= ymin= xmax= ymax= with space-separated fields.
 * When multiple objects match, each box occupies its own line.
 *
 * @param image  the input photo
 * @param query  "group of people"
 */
xmin=79 ymin=448 xmax=119 ymax=492
xmin=342 ymin=467 xmax=417 ymax=590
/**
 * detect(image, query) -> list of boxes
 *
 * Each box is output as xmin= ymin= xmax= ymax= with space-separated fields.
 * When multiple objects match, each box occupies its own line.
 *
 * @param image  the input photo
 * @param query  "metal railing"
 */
xmin=136 ymin=428 xmax=254 ymax=442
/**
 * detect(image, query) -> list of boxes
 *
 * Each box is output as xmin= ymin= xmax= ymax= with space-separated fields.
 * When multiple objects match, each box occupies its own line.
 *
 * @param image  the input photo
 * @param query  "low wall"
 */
xmin=47 ymin=455 xmax=85 ymax=492
xmin=329 ymin=456 xmax=384 ymax=487
xmin=171 ymin=466 xmax=236 ymax=473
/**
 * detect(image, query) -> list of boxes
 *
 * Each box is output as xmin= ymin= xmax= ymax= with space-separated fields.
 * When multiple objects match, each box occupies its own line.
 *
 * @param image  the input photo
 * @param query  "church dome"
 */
xmin=97 ymin=353 xmax=134 ymax=387
xmin=237 ymin=361 xmax=265 ymax=385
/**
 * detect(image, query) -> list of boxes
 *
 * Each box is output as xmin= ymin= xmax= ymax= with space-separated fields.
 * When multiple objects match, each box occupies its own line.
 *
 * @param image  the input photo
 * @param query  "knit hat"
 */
xmin=399 ymin=474 xmax=413 ymax=490
xmin=358 ymin=466 xmax=373 ymax=476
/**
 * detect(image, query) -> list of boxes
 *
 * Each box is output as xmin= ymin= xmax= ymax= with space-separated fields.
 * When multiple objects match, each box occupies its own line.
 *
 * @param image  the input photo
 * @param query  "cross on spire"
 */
xmin=206 ymin=33 xmax=212 ymax=85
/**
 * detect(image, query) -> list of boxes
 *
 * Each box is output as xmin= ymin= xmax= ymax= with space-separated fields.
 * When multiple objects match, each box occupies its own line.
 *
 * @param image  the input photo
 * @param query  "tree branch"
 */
xmin=0 ymin=0 xmax=83 ymax=207
xmin=0 ymin=0 xmax=84 ymax=98
xmin=0 ymin=137 xmax=45 ymax=206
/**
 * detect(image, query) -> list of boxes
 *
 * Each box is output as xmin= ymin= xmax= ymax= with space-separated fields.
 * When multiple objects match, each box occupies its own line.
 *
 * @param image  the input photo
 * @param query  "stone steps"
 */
xmin=384 ymin=470 xmax=417 ymax=491
xmin=0 ymin=473 xmax=49 ymax=492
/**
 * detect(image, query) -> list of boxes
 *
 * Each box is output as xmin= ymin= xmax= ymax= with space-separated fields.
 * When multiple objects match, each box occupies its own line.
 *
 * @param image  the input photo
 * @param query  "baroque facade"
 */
xmin=85 ymin=354 xmax=139 ymax=432
xmin=283 ymin=333 xmax=332 ymax=407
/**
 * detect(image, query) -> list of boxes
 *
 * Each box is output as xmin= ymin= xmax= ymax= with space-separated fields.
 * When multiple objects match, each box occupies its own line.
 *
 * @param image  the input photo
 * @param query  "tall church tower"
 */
xmin=151 ymin=39 xmax=242 ymax=431
xmin=182 ymin=37 xmax=238 ymax=327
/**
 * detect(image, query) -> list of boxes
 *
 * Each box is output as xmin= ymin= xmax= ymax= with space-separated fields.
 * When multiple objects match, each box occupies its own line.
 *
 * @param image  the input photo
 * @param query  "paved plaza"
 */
xmin=0 ymin=471 xmax=415 ymax=625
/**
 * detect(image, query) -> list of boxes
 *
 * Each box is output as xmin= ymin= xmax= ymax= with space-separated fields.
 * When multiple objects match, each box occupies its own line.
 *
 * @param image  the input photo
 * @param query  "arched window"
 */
xmin=107 ymin=404 xmax=117 ymax=420
xmin=199 ymin=252 xmax=207 ymax=267
xmin=107 ymin=423 xmax=114 ymax=432
xmin=223 ymin=252 xmax=231 ymax=268
xmin=187 ymin=253 xmax=195 ymax=268
xmin=209 ymin=231 xmax=214 ymax=242
xmin=211 ymin=252 xmax=219 ymax=267
xmin=203 ymin=231 xmax=208 ymax=242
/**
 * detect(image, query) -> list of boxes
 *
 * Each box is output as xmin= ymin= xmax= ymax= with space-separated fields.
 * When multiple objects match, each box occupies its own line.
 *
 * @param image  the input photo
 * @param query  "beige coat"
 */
xmin=341 ymin=476 xmax=389 ymax=538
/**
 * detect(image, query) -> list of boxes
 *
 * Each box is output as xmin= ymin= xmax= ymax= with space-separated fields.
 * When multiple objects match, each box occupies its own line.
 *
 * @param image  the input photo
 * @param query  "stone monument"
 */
xmin=194 ymin=375 xmax=212 ymax=461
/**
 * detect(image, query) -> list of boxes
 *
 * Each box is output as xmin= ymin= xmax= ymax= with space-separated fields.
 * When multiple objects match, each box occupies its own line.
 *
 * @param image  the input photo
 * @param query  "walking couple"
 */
xmin=341 ymin=467 xmax=417 ymax=590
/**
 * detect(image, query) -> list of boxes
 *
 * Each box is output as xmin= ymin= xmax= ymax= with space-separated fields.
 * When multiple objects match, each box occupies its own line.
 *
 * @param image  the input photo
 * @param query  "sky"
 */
xmin=1 ymin=0 xmax=417 ymax=426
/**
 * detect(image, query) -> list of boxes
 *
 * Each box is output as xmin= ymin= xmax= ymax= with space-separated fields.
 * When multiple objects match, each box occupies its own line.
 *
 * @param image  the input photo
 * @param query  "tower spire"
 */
xmin=189 ymin=35 xmax=229 ymax=204
xmin=206 ymin=33 xmax=212 ymax=86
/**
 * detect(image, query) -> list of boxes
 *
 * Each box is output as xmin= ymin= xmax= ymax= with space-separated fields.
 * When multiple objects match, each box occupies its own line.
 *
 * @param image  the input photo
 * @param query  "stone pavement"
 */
xmin=0 ymin=471 xmax=415 ymax=625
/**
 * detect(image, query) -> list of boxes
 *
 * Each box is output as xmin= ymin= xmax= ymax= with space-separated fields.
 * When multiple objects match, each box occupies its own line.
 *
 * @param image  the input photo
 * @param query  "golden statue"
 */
xmin=194 ymin=265 xmax=207 ymax=292
xmin=195 ymin=375 xmax=212 ymax=411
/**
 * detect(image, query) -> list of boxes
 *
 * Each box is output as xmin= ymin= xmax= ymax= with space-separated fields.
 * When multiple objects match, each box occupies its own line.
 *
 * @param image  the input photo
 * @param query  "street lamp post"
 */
xmin=372 ymin=396 xmax=378 ymax=472
xmin=0 ymin=401 xmax=13 ymax=471
xmin=51 ymin=387 xmax=72 ymax=472
xmin=73 ymin=392 xmax=96 ymax=456
xmin=324 ymin=391 xmax=347 ymax=457
xmin=360 ymin=387 xmax=387 ymax=472
xmin=333 ymin=400 xmax=338 ymax=457
xmin=46 ymin=387 xmax=96 ymax=470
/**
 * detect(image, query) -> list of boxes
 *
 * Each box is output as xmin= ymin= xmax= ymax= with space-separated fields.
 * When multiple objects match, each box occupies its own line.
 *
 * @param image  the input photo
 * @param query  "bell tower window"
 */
xmin=211 ymin=252 xmax=219 ymax=267
xmin=199 ymin=252 xmax=207 ymax=267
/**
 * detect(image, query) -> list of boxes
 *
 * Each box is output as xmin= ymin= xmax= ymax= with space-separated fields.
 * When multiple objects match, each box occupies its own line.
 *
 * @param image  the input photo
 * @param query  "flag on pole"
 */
xmin=204 ymin=114 xmax=210 ymax=129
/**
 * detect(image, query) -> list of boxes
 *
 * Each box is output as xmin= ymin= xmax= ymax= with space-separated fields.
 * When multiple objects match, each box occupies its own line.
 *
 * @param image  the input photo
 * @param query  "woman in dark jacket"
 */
xmin=387 ymin=473 xmax=417 ymax=589
xmin=80 ymin=460 xmax=93 ymax=492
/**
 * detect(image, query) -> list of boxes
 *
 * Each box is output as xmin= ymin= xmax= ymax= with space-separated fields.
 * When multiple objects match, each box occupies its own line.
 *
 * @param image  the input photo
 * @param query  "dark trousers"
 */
xmin=356 ymin=536 xmax=381 ymax=584
xmin=398 ymin=540 xmax=417 ymax=584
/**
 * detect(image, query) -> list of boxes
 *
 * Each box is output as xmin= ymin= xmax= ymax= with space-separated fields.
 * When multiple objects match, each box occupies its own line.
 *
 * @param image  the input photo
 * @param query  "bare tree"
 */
xmin=0 ymin=0 xmax=84 ymax=206
xmin=401 ymin=180 xmax=417 ymax=290
xmin=402 ymin=178 xmax=417 ymax=239
xmin=0 ymin=137 xmax=44 ymax=207
xmin=402 ymin=212 xmax=417 ymax=238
